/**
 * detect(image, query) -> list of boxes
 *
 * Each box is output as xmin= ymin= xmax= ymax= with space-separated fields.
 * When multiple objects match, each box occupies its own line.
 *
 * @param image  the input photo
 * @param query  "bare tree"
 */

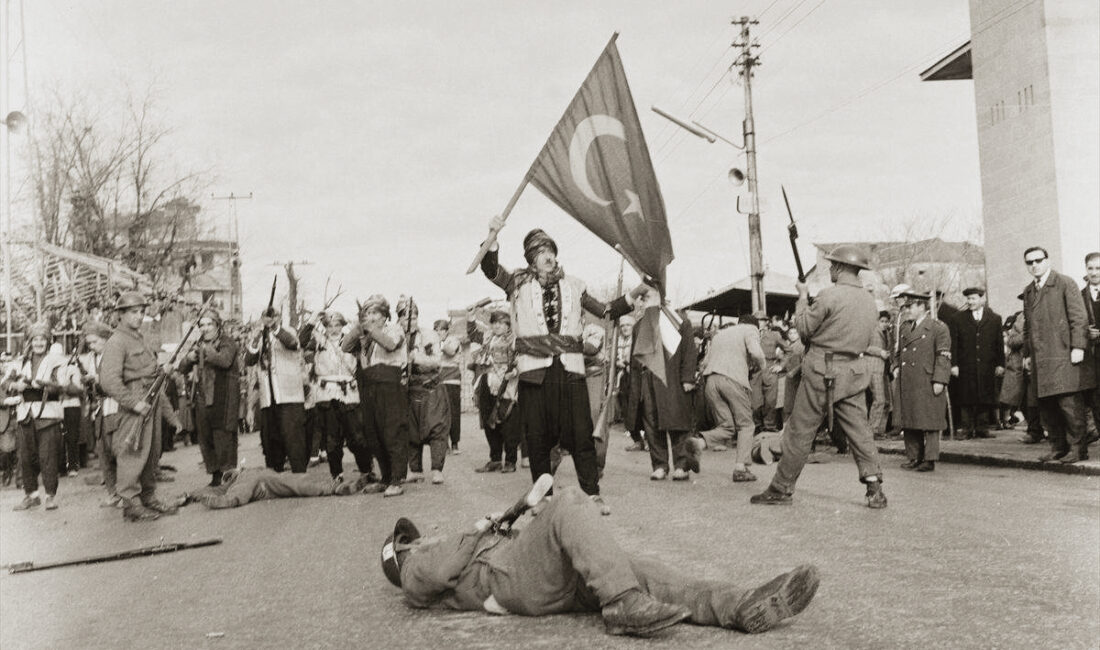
xmin=26 ymin=84 xmax=209 ymax=288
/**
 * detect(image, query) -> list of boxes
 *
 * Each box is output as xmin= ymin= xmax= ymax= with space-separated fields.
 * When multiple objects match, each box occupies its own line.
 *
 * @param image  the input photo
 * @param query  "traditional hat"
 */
xmin=323 ymin=311 xmax=347 ymax=328
xmin=360 ymin=294 xmax=391 ymax=319
xmin=961 ymin=286 xmax=986 ymax=297
xmin=900 ymin=290 xmax=931 ymax=302
xmin=395 ymin=295 xmax=415 ymax=317
xmin=26 ymin=322 xmax=52 ymax=340
xmin=523 ymin=229 xmax=558 ymax=265
xmin=889 ymin=284 xmax=911 ymax=299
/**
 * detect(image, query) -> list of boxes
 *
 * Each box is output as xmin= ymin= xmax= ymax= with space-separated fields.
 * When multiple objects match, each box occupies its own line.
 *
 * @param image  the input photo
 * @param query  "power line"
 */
xmin=759 ymin=0 xmax=829 ymax=56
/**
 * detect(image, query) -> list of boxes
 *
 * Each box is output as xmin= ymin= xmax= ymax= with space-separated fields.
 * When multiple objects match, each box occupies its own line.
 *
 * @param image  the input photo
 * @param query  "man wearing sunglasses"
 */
xmin=1020 ymin=247 xmax=1095 ymax=464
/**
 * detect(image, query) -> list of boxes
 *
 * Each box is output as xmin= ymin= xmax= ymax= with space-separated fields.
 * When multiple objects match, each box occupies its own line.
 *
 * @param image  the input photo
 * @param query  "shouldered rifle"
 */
xmin=120 ymin=296 xmax=214 ymax=453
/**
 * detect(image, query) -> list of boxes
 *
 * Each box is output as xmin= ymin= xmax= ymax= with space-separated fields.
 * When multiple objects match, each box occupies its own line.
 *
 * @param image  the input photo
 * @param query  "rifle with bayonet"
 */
xmin=781 ymin=185 xmax=806 ymax=283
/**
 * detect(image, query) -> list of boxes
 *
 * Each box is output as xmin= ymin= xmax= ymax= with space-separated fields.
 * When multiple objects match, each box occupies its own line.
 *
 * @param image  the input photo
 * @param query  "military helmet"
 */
xmin=115 ymin=291 xmax=149 ymax=310
xmin=824 ymin=245 xmax=871 ymax=271
xmin=381 ymin=517 xmax=421 ymax=587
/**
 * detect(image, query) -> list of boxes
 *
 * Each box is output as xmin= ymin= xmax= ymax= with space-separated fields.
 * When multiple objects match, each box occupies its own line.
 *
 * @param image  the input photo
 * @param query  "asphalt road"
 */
xmin=1 ymin=414 xmax=1097 ymax=649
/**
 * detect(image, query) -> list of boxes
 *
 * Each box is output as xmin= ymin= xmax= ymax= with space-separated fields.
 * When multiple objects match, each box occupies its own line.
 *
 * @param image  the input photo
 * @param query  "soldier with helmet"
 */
xmin=341 ymin=294 xmax=411 ymax=497
xmin=751 ymin=245 xmax=888 ymax=508
xmin=892 ymin=290 xmax=952 ymax=471
xmin=98 ymin=292 xmax=179 ymax=521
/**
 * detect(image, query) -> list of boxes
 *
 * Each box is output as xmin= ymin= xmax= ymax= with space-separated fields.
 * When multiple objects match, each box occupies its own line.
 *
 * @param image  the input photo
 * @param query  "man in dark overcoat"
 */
xmin=622 ymin=292 xmax=698 ymax=482
xmin=1021 ymin=247 xmax=1096 ymax=464
xmin=950 ymin=287 xmax=1004 ymax=439
xmin=894 ymin=292 xmax=952 ymax=471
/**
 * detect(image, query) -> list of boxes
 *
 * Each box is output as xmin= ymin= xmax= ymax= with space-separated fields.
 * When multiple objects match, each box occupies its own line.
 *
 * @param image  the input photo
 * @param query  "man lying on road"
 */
xmin=186 ymin=468 xmax=369 ymax=509
xmin=380 ymin=485 xmax=820 ymax=638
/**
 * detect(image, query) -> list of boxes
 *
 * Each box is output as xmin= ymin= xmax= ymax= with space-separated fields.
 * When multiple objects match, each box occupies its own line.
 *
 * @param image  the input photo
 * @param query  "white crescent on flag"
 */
xmin=568 ymin=114 xmax=624 ymax=207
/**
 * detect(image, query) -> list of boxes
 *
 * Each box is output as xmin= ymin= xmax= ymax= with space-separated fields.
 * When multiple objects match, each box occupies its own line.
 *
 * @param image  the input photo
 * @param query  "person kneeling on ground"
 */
xmin=381 ymin=486 xmax=819 ymax=638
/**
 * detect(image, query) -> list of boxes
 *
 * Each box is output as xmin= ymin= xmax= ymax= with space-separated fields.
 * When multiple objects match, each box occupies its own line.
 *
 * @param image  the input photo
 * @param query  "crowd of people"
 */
xmin=2 ymin=240 xmax=1097 ymax=520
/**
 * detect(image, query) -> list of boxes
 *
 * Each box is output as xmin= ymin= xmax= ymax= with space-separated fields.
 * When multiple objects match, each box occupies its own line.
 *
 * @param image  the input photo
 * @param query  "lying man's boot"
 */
xmin=733 ymin=565 xmax=820 ymax=634
xmin=602 ymin=589 xmax=691 ymax=637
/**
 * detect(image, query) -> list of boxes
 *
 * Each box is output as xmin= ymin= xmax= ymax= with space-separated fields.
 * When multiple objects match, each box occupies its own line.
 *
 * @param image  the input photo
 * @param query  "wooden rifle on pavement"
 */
xmin=6 ymin=539 xmax=222 ymax=574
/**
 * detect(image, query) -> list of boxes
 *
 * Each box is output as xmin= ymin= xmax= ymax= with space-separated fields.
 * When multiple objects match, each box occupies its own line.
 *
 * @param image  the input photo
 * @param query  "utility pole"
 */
xmin=212 ymin=192 xmax=251 ymax=321
xmin=733 ymin=15 xmax=766 ymax=315
xmin=270 ymin=260 xmax=311 ymax=329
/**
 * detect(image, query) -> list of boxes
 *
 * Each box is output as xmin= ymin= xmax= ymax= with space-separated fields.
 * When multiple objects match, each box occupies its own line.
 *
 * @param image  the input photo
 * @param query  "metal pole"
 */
xmin=1 ymin=0 xmax=13 ymax=352
xmin=735 ymin=16 xmax=765 ymax=315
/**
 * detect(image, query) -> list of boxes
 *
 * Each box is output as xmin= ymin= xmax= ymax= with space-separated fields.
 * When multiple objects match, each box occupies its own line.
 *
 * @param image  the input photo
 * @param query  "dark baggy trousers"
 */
xmin=316 ymin=401 xmax=371 ymax=477
xmin=260 ymin=403 xmax=307 ymax=473
xmin=19 ymin=418 xmax=62 ymax=497
xmin=517 ymin=359 xmax=599 ymax=496
xmin=360 ymin=381 xmax=410 ymax=485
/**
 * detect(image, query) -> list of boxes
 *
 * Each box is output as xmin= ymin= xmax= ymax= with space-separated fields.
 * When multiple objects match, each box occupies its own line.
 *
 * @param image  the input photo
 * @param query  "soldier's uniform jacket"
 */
xmin=99 ymin=326 xmax=159 ymax=413
xmin=793 ymin=276 xmax=877 ymax=401
xmin=894 ymin=315 xmax=952 ymax=431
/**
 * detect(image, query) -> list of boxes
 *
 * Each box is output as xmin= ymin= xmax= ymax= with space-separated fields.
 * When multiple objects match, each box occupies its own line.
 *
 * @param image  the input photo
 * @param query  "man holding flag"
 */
xmin=480 ymin=227 xmax=643 ymax=515
xmin=470 ymin=35 xmax=679 ymax=511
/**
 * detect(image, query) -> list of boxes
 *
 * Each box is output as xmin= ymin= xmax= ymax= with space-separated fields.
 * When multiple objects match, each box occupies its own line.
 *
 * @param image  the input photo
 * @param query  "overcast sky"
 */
xmin=12 ymin=0 xmax=980 ymax=323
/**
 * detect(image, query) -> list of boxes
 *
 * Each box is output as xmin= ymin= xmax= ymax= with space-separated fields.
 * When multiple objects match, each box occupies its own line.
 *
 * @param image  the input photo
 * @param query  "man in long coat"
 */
xmin=622 ymin=293 xmax=698 ymax=482
xmin=894 ymin=292 xmax=952 ymax=471
xmin=1082 ymin=252 xmax=1100 ymax=440
xmin=950 ymin=287 xmax=1004 ymax=439
xmin=1021 ymin=247 xmax=1096 ymax=463
xmin=179 ymin=310 xmax=240 ymax=487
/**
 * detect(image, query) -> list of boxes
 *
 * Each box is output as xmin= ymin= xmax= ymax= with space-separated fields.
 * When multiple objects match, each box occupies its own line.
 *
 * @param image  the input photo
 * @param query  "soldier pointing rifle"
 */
xmin=750 ymin=245 xmax=888 ymax=509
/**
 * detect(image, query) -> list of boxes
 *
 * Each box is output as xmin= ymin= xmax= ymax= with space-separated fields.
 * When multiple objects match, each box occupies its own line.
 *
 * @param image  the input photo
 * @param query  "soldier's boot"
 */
xmin=123 ymin=498 xmax=161 ymax=522
xmin=733 ymin=565 xmax=821 ymax=634
xmin=865 ymin=481 xmax=888 ymax=509
xmin=750 ymin=485 xmax=792 ymax=506
xmin=142 ymin=496 xmax=180 ymax=515
xmin=602 ymin=589 xmax=690 ymax=637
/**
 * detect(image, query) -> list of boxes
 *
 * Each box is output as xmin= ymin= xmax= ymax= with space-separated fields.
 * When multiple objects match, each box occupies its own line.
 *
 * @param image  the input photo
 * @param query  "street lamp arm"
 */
xmin=691 ymin=120 xmax=744 ymax=150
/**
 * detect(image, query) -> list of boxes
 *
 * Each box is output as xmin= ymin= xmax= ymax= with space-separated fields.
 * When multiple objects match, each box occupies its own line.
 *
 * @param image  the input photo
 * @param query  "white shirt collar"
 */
xmin=972 ymin=308 xmax=983 ymax=320
xmin=1036 ymin=269 xmax=1052 ymax=288
xmin=1090 ymin=284 xmax=1100 ymax=299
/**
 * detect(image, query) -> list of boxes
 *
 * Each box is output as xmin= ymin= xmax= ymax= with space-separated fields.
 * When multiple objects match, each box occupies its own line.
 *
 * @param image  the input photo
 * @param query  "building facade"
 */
xmin=922 ymin=0 xmax=1099 ymax=315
